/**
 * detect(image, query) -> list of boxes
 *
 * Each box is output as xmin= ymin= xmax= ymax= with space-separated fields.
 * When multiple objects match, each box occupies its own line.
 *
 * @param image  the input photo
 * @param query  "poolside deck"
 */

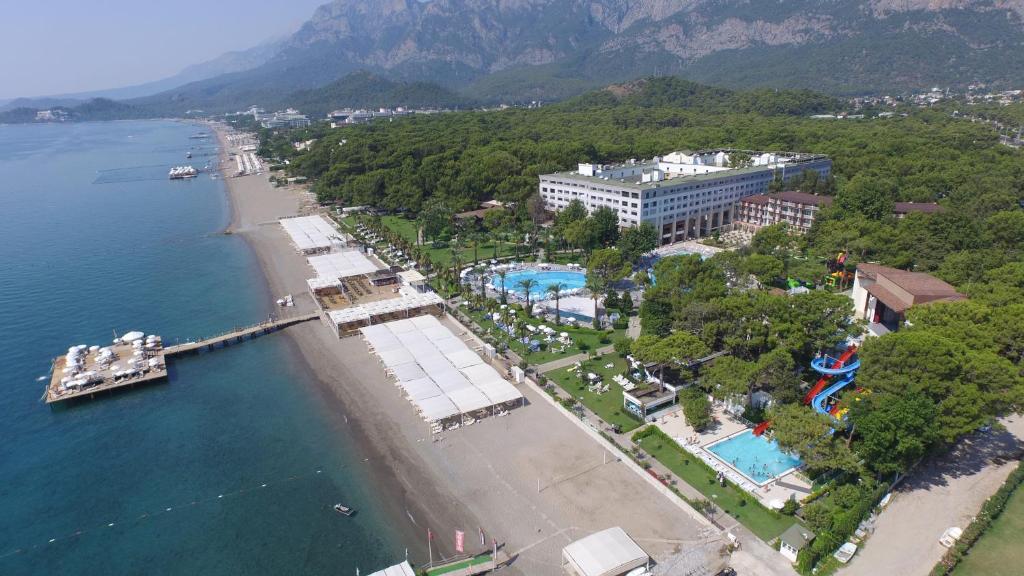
xmin=654 ymin=405 xmax=812 ymax=506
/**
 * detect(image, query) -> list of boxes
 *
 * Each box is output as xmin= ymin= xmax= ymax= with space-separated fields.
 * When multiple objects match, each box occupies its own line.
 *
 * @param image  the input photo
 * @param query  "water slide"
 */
xmin=753 ymin=421 xmax=771 ymax=436
xmin=811 ymin=371 xmax=856 ymax=416
xmin=808 ymin=346 xmax=860 ymax=417
xmin=803 ymin=346 xmax=859 ymax=405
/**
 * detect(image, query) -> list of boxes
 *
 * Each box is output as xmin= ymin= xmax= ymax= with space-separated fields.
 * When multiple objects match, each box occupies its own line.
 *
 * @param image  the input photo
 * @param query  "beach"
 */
xmin=213 ymin=125 xmax=774 ymax=574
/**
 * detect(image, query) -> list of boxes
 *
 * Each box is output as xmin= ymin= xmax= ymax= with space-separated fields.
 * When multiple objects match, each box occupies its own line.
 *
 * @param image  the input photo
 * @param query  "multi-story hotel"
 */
xmin=735 ymin=191 xmax=834 ymax=234
xmin=538 ymin=150 xmax=831 ymax=245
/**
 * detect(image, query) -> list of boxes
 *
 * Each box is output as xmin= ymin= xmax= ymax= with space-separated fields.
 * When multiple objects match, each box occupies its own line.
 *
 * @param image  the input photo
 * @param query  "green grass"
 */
xmin=379 ymin=215 xmax=520 ymax=267
xmin=543 ymin=353 xmax=643 ymax=433
xmin=465 ymin=308 xmax=618 ymax=364
xmin=952 ymin=486 xmax=1024 ymax=576
xmin=634 ymin=427 xmax=796 ymax=542
xmin=424 ymin=554 xmax=493 ymax=575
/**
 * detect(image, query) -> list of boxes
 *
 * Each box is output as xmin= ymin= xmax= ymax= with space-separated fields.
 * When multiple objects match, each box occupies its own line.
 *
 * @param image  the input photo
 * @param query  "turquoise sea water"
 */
xmin=0 ymin=121 xmax=402 ymax=575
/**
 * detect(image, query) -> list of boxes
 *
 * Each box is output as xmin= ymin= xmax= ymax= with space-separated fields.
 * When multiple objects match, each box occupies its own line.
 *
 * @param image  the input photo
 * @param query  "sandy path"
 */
xmin=211 ymin=125 xmax=743 ymax=575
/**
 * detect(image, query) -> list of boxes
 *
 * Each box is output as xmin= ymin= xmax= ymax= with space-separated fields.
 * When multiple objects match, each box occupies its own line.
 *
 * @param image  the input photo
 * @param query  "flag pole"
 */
xmin=428 ymin=528 xmax=433 ymax=567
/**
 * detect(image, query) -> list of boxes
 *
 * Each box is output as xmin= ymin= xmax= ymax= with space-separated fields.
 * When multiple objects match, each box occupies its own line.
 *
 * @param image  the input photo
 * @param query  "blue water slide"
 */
xmin=811 ymin=372 xmax=856 ymax=416
xmin=810 ymin=355 xmax=860 ymax=376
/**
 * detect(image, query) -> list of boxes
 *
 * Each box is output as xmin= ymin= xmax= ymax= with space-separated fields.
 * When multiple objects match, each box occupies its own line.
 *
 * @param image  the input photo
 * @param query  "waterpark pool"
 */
xmin=707 ymin=430 xmax=802 ymax=485
xmin=494 ymin=269 xmax=587 ymax=296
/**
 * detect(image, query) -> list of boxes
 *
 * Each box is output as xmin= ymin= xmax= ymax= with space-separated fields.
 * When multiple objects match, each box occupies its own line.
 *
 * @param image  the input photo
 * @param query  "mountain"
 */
xmin=122 ymin=0 xmax=1024 ymax=112
xmin=0 ymin=36 xmax=285 ymax=112
xmin=288 ymin=71 xmax=473 ymax=117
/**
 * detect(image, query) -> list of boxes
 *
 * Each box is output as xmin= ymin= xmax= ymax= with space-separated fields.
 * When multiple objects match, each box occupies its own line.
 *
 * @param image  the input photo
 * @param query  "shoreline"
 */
xmin=207 ymin=123 xmax=792 ymax=576
xmin=211 ymin=124 xmax=457 ymax=564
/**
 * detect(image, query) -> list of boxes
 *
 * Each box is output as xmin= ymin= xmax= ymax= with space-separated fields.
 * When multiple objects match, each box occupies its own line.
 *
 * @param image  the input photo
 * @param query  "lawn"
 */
xmin=952 ymin=485 xmax=1024 ymax=576
xmin=634 ymin=427 xmax=796 ymax=542
xmin=379 ymin=215 xmax=521 ymax=267
xmin=543 ymin=353 xmax=643 ymax=433
xmin=465 ymin=308 xmax=619 ymax=364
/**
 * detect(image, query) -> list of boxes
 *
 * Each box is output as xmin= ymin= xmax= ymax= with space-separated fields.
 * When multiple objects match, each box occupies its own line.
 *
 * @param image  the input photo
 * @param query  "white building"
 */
xmin=539 ymin=149 xmax=831 ymax=245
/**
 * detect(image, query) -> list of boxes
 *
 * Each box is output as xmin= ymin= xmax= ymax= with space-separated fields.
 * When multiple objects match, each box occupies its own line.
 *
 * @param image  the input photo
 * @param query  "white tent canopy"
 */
xmin=360 ymin=315 xmax=523 ymax=423
xmin=562 ymin=527 xmax=649 ymax=576
xmin=280 ymin=215 xmax=346 ymax=253
xmin=307 ymin=250 xmax=379 ymax=280
xmin=367 ymin=561 xmax=416 ymax=576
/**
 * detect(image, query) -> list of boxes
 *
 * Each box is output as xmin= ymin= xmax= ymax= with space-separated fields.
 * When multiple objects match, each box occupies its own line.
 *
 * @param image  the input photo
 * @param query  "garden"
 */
xmin=541 ymin=353 xmax=642 ymax=433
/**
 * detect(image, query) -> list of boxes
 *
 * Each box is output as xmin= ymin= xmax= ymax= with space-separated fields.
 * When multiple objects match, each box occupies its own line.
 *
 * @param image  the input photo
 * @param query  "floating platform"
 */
xmin=45 ymin=312 xmax=320 ymax=405
xmin=46 ymin=342 xmax=168 ymax=404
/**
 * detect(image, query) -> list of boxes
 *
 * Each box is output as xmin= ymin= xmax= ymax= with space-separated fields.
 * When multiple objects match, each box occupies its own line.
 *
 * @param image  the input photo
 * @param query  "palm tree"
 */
xmin=546 ymin=282 xmax=566 ymax=325
xmin=496 ymin=269 xmax=508 ymax=303
xmin=517 ymin=278 xmax=539 ymax=317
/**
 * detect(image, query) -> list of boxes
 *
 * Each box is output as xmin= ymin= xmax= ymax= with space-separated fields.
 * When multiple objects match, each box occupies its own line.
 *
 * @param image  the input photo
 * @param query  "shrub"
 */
xmin=613 ymin=335 xmax=633 ymax=357
xmin=680 ymin=388 xmax=712 ymax=431
xmin=781 ymin=499 xmax=799 ymax=516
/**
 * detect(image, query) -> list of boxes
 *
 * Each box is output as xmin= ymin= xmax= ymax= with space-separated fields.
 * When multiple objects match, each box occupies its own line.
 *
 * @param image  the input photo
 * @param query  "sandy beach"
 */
xmin=211 ymin=125 xmax=786 ymax=575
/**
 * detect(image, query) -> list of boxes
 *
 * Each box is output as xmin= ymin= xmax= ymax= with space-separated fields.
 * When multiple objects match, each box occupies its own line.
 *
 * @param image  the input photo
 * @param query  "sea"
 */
xmin=0 ymin=121 xmax=404 ymax=575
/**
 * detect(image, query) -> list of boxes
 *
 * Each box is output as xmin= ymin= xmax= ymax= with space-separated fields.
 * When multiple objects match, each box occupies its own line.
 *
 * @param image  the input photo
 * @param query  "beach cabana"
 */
xmin=562 ymin=527 xmax=649 ymax=576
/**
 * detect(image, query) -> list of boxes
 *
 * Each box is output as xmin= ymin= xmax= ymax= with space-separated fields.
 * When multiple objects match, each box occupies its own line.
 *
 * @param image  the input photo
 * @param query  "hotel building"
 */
xmin=538 ymin=150 xmax=831 ymax=245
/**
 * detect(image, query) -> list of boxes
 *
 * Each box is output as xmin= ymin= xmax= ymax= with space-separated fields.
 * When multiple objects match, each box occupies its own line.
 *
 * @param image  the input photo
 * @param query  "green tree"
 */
xmin=618 ymin=223 xmax=659 ymax=264
xmin=769 ymin=403 xmax=859 ymax=474
xmin=546 ymin=282 xmax=566 ymax=325
xmin=702 ymin=356 xmax=757 ymax=402
xmin=586 ymin=248 xmax=631 ymax=327
xmin=835 ymin=172 xmax=896 ymax=220
xmin=619 ymin=291 xmax=634 ymax=316
xmin=680 ymin=388 xmax=712 ymax=431
xmin=517 ymin=278 xmax=539 ymax=317
xmin=591 ymin=206 xmax=621 ymax=247
xmin=496 ymin=269 xmax=509 ymax=303
xmin=751 ymin=223 xmax=791 ymax=257
xmin=849 ymin=392 xmax=939 ymax=476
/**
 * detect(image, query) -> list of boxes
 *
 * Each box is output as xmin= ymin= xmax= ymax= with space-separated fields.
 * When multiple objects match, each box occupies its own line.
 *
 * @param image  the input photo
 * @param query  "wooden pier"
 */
xmin=45 ymin=312 xmax=320 ymax=404
xmin=164 ymin=312 xmax=320 ymax=356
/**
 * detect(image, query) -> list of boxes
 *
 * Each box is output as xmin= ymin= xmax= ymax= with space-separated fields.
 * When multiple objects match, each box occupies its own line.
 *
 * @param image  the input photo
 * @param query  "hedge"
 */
xmin=930 ymin=460 xmax=1024 ymax=576
xmin=796 ymin=481 xmax=890 ymax=575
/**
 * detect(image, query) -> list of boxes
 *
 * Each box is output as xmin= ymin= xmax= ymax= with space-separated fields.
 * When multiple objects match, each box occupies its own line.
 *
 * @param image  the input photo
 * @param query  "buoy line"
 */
xmin=0 ymin=468 xmax=329 ymax=560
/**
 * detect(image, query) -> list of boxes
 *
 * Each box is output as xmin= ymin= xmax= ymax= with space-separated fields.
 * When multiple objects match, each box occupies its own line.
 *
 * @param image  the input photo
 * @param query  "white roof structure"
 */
xmin=562 ymin=527 xmax=649 ymax=576
xmin=307 ymin=277 xmax=341 ymax=291
xmin=308 ymin=250 xmax=379 ymax=280
xmin=398 ymin=269 xmax=426 ymax=284
xmin=367 ymin=561 xmax=416 ymax=576
xmin=280 ymin=215 xmax=345 ymax=252
xmin=360 ymin=315 xmax=523 ymax=422
xmin=327 ymin=292 xmax=444 ymax=326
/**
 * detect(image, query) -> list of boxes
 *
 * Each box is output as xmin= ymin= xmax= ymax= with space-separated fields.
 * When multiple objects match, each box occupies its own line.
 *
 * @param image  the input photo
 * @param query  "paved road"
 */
xmin=838 ymin=414 xmax=1024 ymax=576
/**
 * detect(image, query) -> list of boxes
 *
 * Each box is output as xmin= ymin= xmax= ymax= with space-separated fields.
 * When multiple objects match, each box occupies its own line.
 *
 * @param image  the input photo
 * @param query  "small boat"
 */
xmin=186 ymin=152 xmax=192 ymax=159
xmin=333 ymin=503 xmax=354 ymax=516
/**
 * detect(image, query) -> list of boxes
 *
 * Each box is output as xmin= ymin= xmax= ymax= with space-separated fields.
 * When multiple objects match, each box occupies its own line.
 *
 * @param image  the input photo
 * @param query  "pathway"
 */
xmin=534 ymin=346 xmax=614 ymax=374
xmin=837 ymin=414 xmax=1024 ymax=576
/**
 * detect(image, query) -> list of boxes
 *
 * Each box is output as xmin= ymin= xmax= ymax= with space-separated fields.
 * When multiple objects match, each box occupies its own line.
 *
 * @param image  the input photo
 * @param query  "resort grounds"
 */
xmin=216 ymin=127 xmax=802 ymax=575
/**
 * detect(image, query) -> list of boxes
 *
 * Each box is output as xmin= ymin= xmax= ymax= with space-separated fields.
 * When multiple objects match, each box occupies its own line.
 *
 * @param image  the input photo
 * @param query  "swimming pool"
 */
xmin=493 ymin=269 xmax=587 ymax=298
xmin=707 ymin=430 xmax=802 ymax=485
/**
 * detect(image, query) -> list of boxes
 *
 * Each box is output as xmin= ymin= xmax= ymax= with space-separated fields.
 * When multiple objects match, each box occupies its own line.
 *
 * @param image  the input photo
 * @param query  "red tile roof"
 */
xmin=893 ymin=202 xmax=943 ymax=214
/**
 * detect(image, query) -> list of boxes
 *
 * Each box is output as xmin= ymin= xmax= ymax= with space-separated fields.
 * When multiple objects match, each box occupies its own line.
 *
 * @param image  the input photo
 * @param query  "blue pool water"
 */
xmin=493 ymin=269 xmax=586 ymax=297
xmin=707 ymin=431 xmax=802 ymax=484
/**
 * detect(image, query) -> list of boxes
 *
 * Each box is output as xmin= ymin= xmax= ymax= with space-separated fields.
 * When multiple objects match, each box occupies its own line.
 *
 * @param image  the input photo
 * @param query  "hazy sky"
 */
xmin=1 ymin=0 xmax=328 ymax=98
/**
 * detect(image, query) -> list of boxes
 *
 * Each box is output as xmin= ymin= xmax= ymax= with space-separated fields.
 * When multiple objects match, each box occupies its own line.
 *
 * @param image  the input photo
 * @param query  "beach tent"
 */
xmin=367 ymin=561 xmax=416 ymax=576
xmin=562 ymin=527 xmax=649 ymax=576
xmin=447 ymin=386 xmax=492 ymax=414
xmin=391 ymin=362 xmax=426 ymax=382
xmin=401 ymin=377 xmax=442 ymax=401
xmin=418 ymin=395 xmax=459 ymax=422
xmin=446 ymin=349 xmax=484 ymax=369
